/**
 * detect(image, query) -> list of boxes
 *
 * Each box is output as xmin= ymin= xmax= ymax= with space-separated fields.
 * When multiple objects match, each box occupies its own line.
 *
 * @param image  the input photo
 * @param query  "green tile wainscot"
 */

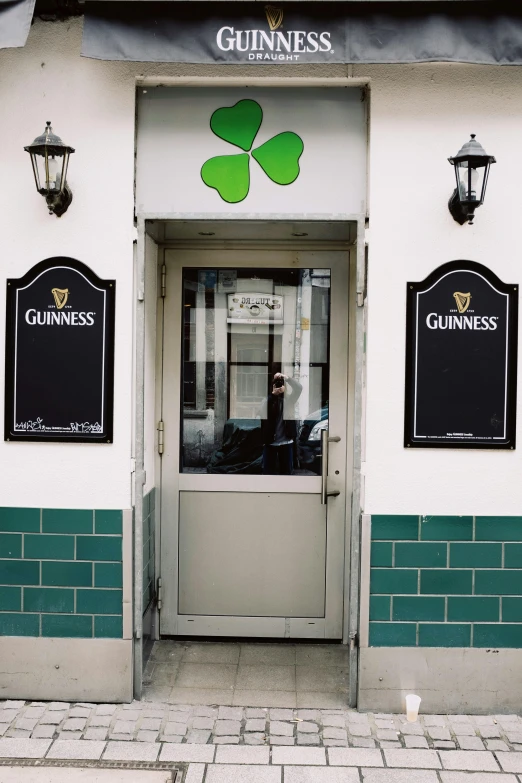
xmin=369 ymin=515 xmax=522 ymax=648
xmin=0 ymin=508 xmax=123 ymax=638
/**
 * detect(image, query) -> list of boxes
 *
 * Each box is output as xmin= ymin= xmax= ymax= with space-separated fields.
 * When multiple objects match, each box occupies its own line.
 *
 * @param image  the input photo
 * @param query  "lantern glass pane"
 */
xmin=46 ymin=154 xmax=62 ymax=192
xmin=456 ymin=162 xmax=483 ymax=204
xmin=480 ymin=162 xmax=491 ymax=203
xmin=30 ymin=153 xmax=43 ymax=191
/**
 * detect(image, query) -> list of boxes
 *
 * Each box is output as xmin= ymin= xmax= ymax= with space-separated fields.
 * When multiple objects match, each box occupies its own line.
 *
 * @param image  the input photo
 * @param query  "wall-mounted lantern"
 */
xmin=448 ymin=134 xmax=495 ymax=225
xmin=24 ymin=122 xmax=75 ymax=217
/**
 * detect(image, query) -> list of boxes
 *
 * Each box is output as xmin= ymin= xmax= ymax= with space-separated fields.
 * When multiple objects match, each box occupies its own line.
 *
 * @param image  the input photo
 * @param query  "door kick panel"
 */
xmin=179 ymin=491 xmax=326 ymax=618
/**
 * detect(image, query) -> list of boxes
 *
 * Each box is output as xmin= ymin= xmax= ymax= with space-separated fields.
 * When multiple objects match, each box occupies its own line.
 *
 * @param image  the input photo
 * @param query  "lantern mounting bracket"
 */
xmin=448 ymin=188 xmax=472 ymax=226
xmin=42 ymin=183 xmax=73 ymax=217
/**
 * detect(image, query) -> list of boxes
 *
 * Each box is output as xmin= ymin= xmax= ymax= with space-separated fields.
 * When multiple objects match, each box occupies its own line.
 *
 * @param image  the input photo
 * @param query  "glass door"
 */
xmin=160 ymin=248 xmax=350 ymax=639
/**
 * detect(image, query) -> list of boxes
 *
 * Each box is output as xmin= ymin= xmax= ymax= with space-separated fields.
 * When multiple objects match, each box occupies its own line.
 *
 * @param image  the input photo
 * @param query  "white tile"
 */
xmin=497 ymin=754 xmax=522 ymax=774
xmin=384 ymin=750 xmax=441 ymax=769
xmin=441 ymin=773 xmax=517 ymax=783
xmin=215 ymin=745 xmax=270 ymax=764
xmin=0 ymin=738 xmax=52 ymax=758
xmin=103 ymin=741 xmax=159 ymax=762
xmin=439 ymin=752 xmax=500 ymax=772
xmin=286 ymin=768 xmax=360 ymax=783
xmin=206 ymin=766 xmax=281 ymax=783
xmin=361 ymin=771 xmax=439 ymax=783
xmin=328 ymin=748 xmax=383 ymax=767
xmin=159 ymin=743 xmax=215 ymax=762
xmin=46 ymin=740 xmax=105 ymax=760
xmin=184 ymin=764 xmax=206 ymax=783
xmin=272 ymin=747 xmax=326 ymax=765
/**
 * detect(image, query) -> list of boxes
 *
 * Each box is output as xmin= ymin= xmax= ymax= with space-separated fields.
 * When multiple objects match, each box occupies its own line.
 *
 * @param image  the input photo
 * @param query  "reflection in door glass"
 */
xmin=181 ymin=268 xmax=330 ymax=475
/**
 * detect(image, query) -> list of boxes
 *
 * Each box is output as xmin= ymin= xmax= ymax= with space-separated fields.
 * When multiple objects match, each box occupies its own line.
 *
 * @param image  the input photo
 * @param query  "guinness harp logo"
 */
xmin=265 ymin=4 xmax=283 ymax=31
xmin=453 ymin=291 xmax=471 ymax=314
xmin=52 ymin=288 xmax=69 ymax=310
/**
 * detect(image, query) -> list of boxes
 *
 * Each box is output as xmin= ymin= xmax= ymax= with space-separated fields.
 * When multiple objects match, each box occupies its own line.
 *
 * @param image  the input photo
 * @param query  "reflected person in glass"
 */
xmin=259 ymin=370 xmax=303 ymax=475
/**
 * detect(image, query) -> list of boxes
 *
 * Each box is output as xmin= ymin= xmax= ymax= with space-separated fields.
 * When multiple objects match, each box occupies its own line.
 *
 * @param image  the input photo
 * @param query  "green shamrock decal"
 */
xmin=201 ymin=99 xmax=304 ymax=204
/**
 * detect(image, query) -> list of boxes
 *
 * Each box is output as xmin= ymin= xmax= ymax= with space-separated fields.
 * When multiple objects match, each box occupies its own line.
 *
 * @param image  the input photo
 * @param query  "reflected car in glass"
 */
xmin=297 ymin=406 xmax=328 ymax=475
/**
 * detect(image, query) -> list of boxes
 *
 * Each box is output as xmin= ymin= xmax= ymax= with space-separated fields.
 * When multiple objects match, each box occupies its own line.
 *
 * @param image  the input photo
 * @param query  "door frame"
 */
xmin=135 ymin=213 xmax=366 ymax=707
xmin=160 ymin=245 xmax=351 ymax=640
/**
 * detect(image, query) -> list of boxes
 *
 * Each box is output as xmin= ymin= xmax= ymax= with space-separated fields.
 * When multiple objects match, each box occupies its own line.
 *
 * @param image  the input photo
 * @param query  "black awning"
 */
xmin=0 ymin=0 xmax=36 ymax=49
xmin=82 ymin=1 xmax=522 ymax=65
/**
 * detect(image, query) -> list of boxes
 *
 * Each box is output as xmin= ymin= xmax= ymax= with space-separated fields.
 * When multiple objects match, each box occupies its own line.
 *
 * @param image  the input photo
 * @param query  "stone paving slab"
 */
xmin=439 ymin=751 xmax=500 ymax=772
xmin=361 ymin=771 xmax=439 ymax=783
xmin=46 ymin=739 xmax=105 ymax=760
xmin=497 ymin=752 xmax=522 ymax=773
xmin=272 ymin=746 xmax=327 ymax=765
xmin=206 ymin=766 xmax=281 ymax=782
xmin=440 ymin=774 xmax=518 ymax=783
xmin=285 ymin=767 xmax=360 ymax=782
xmin=0 ymin=738 xmax=52 ymax=758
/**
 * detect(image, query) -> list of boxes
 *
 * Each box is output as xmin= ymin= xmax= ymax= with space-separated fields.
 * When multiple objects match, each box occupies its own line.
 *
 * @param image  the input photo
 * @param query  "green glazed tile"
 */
xmin=42 ymin=509 xmax=93 ymax=535
xmin=371 ymin=542 xmax=393 ymax=567
xmin=0 ymin=534 xmax=22 ymax=559
xmin=450 ymin=543 xmax=502 ymax=568
xmin=502 ymin=597 xmax=522 ymax=622
xmin=95 ymin=563 xmax=122 ymax=588
xmin=474 ymin=623 xmax=522 ymax=648
xmin=421 ymin=516 xmax=473 ymax=541
xmin=142 ymin=492 xmax=150 ymax=518
xmin=448 ymin=596 xmax=500 ymax=623
xmin=76 ymin=589 xmax=122 ymax=615
xmin=370 ymin=569 xmax=418 ymax=595
xmin=504 ymin=544 xmax=522 ymax=569
xmin=420 ymin=570 xmax=472 ymax=595
xmin=369 ymin=595 xmax=391 ymax=621
xmin=24 ymin=587 xmax=74 ymax=614
xmin=369 ymin=622 xmax=416 ymax=646
xmin=0 ymin=612 xmax=39 ymax=636
xmin=448 ymin=596 xmax=499 ymax=622
xmin=95 ymin=615 xmax=123 ymax=638
xmin=475 ymin=570 xmax=522 ymax=596
xmin=76 ymin=536 xmax=122 ymax=562
xmin=0 ymin=560 xmax=39 ymax=586
xmin=393 ymin=596 xmax=445 ymax=622
xmin=42 ymin=614 xmax=92 ymax=638
xmin=0 ymin=508 xmax=39 ymax=533
xmin=418 ymin=623 xmax=471 ymax=647
xmin=42 ymin=561 xmax=92 ymax=587
xmin=149 ymin=489 xmax=155 ymax=512
xmin=371 ymin=516 xmax=419 ymax=541
xmin=95 ymin=510 xmax=123 ymax=535
xmin=476 ymin=517 xmax=522 ymax=542
xmin=0 ymin=587 xmax=21 ymax=611
xmin=24 ymin=534 xmax=74 ymax=561
xmin=395 ymin=542 xmax=447 ymax=568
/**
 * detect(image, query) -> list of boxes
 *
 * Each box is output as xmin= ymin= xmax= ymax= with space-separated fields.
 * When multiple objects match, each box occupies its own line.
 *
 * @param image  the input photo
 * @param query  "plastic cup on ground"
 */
xmin=405 ymin=693 xmax=421 ymax=722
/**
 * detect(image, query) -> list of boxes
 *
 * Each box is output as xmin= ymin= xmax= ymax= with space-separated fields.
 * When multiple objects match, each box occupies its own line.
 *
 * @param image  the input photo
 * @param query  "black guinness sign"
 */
xmin=405 ymin=260 xmax=518 ymax=449
xmin=5 ymin=257 xmax=115 ymax=443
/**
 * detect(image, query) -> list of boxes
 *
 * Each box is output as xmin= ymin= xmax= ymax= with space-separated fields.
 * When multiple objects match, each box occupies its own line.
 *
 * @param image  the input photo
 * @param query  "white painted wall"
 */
xmin=357 ymin=63 xmax=522 ymax=515
xmin=0 ymin=18 xmax=349 ymax=510
xmin=2 ymin=17 xmax=522 ymax=517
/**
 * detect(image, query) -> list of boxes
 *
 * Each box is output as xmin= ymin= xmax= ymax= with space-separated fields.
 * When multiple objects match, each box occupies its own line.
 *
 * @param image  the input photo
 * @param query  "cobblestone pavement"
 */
xmin=0 ymin=700 xmax=521 ymax=752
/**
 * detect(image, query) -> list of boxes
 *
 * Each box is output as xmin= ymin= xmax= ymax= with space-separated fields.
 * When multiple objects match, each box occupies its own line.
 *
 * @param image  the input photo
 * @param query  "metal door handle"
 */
xmin=321 ymin=429 xmax=341 ymax=505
